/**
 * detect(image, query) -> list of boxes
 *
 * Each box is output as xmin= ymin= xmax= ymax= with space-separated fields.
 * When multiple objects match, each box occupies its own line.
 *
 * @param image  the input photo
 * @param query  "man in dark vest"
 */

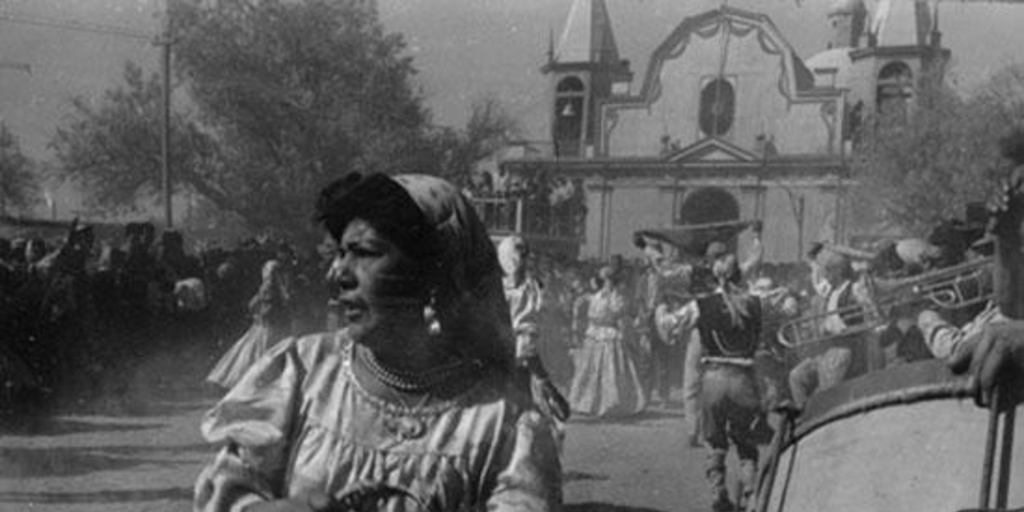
xmin=661 ymin=249 xmax=770 ymax=512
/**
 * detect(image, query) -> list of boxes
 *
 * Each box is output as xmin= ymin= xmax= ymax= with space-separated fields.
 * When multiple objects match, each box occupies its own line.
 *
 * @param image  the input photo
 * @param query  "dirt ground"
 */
xmin=0 ymin=343 xmax=723 ymax=512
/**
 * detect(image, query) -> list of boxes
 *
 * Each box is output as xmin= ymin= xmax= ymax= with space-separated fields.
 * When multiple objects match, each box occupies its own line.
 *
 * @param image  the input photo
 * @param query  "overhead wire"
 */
xmin=0 ymin=8 xmax=154 ymax=41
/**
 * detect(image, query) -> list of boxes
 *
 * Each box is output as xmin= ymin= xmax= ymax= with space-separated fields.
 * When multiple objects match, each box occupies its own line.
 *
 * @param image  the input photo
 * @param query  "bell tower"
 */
xmin=543 ymin=0 xmax=631 ymax=158
xmin=848 ymin=0 xmax=949 ymax=118
xmin=827 ymin=0 xmax=867 ymax=49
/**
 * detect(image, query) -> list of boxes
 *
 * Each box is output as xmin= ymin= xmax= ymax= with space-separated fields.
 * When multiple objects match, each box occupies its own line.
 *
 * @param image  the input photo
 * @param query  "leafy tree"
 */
xmin=435 ymin=94 xmax=520 ymax=187
xmin=51 ymin=62 xmax=212 ymax=216
xmin=52 ymin=0 xmax=437 ymax=238
xmin=849 ymin=66 xmax=1014 ymax=236
xmin=169 ymin=0 xmax=434 ymax=236
xmin=0 ymin=123 xmax=38 ymax=215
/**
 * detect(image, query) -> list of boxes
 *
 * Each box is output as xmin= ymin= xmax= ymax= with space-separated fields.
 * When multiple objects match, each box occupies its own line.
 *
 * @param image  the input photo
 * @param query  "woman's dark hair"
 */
xmin=315 ymin=173 xmax=440 ymax=265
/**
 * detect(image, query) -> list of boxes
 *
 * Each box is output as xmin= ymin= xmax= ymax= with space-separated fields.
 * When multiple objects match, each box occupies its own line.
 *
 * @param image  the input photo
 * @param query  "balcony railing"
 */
xmin=471 ymin=193 xmax=585 ymax=243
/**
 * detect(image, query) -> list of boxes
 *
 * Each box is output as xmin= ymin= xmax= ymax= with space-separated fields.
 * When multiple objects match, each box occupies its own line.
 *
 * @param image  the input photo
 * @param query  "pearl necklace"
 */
xmin=361 ymin=346 xmax=468 ymax=394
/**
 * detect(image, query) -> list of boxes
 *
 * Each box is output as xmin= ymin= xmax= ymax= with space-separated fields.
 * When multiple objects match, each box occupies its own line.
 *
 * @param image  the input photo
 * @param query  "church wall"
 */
xmin=537 ymin=7 xmax=865 ymax=263
xmin=581 ymin=179 xmax=670 ymax=260
xmin=603 ymin=19 xmax=837 ymax=159
xmin=607 ymin=185 xmax=669 ymax=260
xmin=772 ymin=102 xmax=838 ymax=155
xmin=845 ymin=58 xmax=875 ymax=113
xmin=725 ymin=28 xmax=828 ymax=155
xmin=583 ymin=182 xmax=610 ymax=259
xmin=576 ymin=173 xmax=841 ymax=263
xmin=756 ymin=182 xmax=840 ymax=262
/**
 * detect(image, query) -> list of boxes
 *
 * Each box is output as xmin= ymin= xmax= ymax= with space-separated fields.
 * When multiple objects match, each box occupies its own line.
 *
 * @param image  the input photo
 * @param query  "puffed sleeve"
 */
xmin=485 ymin=410 xmax=563 ymax=512
xmin=194 ymin=338 xmax=308 ymax=512
xmin=672 ymin=300 xmax=701 ymax=333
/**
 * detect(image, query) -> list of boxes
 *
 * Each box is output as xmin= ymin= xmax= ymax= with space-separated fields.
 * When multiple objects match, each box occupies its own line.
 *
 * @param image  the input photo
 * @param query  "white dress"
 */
xmin=568 ymin=287 xmax=647 ymax=417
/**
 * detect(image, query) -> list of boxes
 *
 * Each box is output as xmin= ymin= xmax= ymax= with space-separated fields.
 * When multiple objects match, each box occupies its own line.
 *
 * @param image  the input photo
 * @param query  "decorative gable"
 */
xmin=667 ymin=137 xmax=760 ymax=163
xmin=597 ymin=6 xmax=842 ymax=159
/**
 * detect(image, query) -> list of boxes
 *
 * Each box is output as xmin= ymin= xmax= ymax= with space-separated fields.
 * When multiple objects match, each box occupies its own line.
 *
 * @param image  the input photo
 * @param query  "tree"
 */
xmin=52 ymin=0 xmax=438 ymax=238
xmin=849 ymin=65 xmax=1012 ymax=236
xmin=51 ymin=62 xmax=213 ymax=216
xmin=435 ymin=94 xmax=520 ymax=187
xmin=0 ymin=123 xmax=38 ymax=215
xmin=170 ymin=0 xmax=435 ymax=236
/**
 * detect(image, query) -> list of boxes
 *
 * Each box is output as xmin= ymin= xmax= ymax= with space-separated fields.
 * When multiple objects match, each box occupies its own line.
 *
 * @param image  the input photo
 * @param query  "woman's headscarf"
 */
xmin=316 ymin=173 xmax=515 ymax=374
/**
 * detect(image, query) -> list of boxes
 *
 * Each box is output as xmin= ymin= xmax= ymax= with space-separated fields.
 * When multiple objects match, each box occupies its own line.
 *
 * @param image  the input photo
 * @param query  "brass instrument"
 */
xmin=814 ymin=242 xmax=876 ymax=261
xmin=776 ymin=257 xmax=993 ymax=349
xmin=887 ymin=256 xmax=992 ymax=311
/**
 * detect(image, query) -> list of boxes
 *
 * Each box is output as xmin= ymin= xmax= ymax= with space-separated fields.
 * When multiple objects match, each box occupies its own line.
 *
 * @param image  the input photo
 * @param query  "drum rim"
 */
xmin=789 ymin=359 xmax=973 ymax=443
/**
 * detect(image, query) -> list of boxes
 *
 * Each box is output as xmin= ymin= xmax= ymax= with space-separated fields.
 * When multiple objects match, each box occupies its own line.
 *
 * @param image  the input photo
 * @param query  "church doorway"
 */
xmin=678 ymin=187 xmax=741 ymax=256
xmin=679 ymin=186 xmax=739 ymax=225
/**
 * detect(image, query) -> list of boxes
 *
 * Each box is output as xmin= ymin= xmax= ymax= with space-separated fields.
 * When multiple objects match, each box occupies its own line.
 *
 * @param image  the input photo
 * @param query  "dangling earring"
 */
xmin=424 ymin=289 xmax=441 ymax=336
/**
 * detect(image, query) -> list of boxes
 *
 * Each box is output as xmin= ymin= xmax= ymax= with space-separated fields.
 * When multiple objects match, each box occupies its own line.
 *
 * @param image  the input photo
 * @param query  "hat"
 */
xmin=820 ymin=249 xmax=849 ymax=268
xmin=894 ymin=238 xmax=941 ymax=266
xmin=749 ymin=277 xmax=776 ymax=297
xmin=964 ymin=202 xmax=988 ymax=228
xmin=705 ymin=241 xmax=728 ymax=259
xmin=633 ymin=232 xmax=648 ymax=249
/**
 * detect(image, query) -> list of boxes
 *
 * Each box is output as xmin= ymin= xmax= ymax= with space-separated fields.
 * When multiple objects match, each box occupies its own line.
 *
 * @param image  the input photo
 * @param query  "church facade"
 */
xmin=494 ymin=0 xmax=948 ymax=262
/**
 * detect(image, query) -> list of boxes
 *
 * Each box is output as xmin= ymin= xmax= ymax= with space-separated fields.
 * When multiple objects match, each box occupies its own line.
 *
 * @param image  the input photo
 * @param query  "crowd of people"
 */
xmin=493 ymin=208 xmax=1004 ymax=511
xmin=0 ymin=220 xmax=333 ymax=415
xmin=3 ymin=170 xmax=1023 ymax=511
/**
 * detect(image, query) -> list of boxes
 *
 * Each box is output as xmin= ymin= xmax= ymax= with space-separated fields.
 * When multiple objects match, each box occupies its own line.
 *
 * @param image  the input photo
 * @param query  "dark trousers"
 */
xmin=700 ymin=364 xmax=764 ymax=499
xmin=648 ymin=337 xmax=683 ymax=403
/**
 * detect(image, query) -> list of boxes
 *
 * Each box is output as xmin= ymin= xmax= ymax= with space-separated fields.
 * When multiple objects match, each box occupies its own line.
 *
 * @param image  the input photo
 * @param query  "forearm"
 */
xmin=740 ymin=235 xmax=763 ymax=276
xmin=485 ymin=412 xmax=562 ymax=512
xmin=917 ymin=310 xmax=966 ymax=360
xmin=194 ymin=444 xmax=278 ymax=512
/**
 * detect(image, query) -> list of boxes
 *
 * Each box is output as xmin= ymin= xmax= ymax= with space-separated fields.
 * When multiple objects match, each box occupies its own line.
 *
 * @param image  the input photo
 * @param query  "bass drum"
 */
xmin=759 ymin=359 xmax=1024 ymax=512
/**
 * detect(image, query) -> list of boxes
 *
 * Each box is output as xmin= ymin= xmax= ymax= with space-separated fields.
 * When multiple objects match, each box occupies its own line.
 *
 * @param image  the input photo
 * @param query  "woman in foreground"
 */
xmin=193 ymin=173 xmax=562 ymax=512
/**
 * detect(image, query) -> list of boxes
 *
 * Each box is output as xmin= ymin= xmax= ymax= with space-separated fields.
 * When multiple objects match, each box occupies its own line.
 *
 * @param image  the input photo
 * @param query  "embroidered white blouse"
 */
xmin=194 ymin=330 xmax=562 ymax=512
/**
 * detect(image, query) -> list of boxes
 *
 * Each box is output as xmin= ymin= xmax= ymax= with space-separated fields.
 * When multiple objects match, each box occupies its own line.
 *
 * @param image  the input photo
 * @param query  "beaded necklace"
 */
xmin=360 ymin=345 xmax=468 ymax=394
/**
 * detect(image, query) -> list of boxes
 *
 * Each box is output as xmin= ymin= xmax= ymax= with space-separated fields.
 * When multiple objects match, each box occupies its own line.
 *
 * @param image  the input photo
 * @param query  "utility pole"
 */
xmin=156 ymin=0 xmax=173 ymax=228
xmin=0 ymin=62 xmax=30 ymax=219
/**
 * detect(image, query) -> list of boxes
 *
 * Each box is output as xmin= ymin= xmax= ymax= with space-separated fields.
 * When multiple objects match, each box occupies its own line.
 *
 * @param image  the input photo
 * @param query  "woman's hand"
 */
xmin=244 ymin=491 xmax=334 ymax=512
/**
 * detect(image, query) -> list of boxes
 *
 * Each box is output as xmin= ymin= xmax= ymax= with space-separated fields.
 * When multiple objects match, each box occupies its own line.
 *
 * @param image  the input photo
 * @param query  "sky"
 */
xmin=377 ymin=0 xmax=1024 ymax=138
xmin=1 ymin=0 xmax=1024 ymax=215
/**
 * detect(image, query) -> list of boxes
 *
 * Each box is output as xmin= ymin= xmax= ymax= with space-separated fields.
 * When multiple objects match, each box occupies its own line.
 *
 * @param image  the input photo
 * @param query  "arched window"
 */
xmin=557 ymin=76 xmax=584 ymax=92
xmin=554 ymin=76 xmax=586 ymax=157
xmin=877 ymin=61 xmax=913 ymax=119
xmin=699 ymin=79 xmax=735 ymax=137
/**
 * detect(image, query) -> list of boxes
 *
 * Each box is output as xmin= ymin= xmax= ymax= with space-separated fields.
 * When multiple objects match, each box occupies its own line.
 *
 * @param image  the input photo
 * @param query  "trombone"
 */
xmin=776 ymin=257 xmax=993 ymax=350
